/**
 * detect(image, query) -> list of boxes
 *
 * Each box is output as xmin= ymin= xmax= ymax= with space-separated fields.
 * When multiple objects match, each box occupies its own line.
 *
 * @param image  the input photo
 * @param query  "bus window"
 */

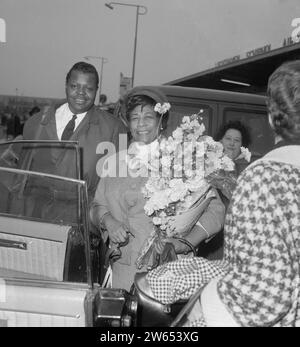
xmin=165 ymin=103 xmax=212 ymax=137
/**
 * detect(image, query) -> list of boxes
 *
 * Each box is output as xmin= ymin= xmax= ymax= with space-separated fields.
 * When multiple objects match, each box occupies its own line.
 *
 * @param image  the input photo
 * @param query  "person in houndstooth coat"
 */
xmin=180 ymin=60 xmax=300 ymax=327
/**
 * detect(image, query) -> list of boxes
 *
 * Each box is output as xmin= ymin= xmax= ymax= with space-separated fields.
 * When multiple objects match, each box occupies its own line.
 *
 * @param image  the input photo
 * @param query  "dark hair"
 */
xmin=29 ymin=106 xmax=40 ymax=116
xmin=65 ymin=61 xmax=99 ymax=87
xmin=215 ymin=120 xmax=251 ymax=148
xmin=125 ymin=94 xmax=169 ymax=131
xmin=267 ymin=60 xmax=300 ymax=141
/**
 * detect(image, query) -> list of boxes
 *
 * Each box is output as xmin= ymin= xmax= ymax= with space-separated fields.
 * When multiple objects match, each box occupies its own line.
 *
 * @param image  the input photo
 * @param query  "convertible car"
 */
xmin=0 ymin=141 xmax=137 ymax=327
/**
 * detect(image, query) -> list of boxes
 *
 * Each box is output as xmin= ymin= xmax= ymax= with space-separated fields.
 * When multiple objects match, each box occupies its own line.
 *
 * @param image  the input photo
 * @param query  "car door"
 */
xmin=0 ymin=165 xmax=95 ymax=327
xmin=0 ymin=142 xmax=137 ymax=327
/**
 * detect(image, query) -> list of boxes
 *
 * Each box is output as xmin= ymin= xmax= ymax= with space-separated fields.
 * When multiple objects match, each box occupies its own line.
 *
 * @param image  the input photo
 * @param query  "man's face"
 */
xmin=66 ymin=70 xmax=98 ymax=114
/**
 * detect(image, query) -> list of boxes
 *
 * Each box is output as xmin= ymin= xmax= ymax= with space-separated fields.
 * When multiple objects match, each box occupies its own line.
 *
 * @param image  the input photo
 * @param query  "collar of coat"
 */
xmin=247 ymin=145 xmax=300 ymax=171
xmin=40 ymin=101 xmax=101 ymax=126
xmin=263 ymin=145 xmax=300 ymax=169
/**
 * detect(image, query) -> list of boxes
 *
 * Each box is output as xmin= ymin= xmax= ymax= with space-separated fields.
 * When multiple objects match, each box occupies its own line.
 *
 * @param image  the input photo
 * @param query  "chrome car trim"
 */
xmin=0 ymin=238 xmax=27 ymax=250
xmin=0 ymin=307 xmax=82 ymax=319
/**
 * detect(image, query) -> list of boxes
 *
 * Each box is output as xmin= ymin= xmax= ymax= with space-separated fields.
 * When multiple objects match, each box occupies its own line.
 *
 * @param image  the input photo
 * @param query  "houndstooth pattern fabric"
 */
xmin=146 ymin=257 xmax=227 ymax=304
xmin=218 ymin=160 xmax=300 ymax=327
xmin=189 ymin=318 xmax=207 ymax=327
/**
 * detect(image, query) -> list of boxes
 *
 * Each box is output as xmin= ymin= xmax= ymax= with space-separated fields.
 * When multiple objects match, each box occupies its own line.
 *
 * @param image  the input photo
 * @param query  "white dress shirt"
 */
xmin=55 ymin=103 xmax=87 ymax=140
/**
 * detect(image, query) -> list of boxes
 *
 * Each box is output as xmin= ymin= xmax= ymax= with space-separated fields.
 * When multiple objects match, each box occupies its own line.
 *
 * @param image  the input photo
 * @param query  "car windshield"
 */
xmin=0 ymin=141 xmax=93 ymax=286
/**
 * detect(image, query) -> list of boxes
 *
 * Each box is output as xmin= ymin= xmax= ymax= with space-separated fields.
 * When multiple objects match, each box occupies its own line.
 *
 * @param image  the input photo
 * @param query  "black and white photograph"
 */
xmin=0 ymin=0 xmax=299 ymax=330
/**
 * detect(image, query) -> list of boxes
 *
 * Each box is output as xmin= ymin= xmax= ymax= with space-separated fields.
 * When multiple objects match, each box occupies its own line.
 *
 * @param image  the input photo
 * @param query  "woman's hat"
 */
xmin=124 ymin=86 xmax=169 ymax=105
xmin=119 ymin=86 xmax=170 ymax=128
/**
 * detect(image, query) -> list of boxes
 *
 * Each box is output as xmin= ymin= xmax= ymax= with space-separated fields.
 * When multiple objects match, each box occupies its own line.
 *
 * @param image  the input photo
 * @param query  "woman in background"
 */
xmin=215 ymin=120 xmax=252 ymax=177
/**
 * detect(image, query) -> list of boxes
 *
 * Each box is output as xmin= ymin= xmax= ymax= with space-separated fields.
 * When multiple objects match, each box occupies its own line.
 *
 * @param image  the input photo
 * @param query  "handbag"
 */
xmin=131 ymin=238 xmax=196 ymax=326
xmin=150 ymin=238 xmax=197 ymax=270
xmin=131 ymin=271 xmax=188 ymax=327
xmin=150 ymin=242 xmax=178 ymax=270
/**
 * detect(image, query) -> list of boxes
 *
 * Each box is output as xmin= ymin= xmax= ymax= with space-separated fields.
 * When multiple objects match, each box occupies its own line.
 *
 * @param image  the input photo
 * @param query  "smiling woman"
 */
xmin=90 ymin=86 xmax=226 ymax=291
xmin=215 ymin=120 xmax=252 ymax=177
xmin=124 ymin=87 xmax=171 ymax=143
xmin=126 ymin=96 xmax=166 ymax=144
xmin=90 ymin=86 xmax=171 ymax=290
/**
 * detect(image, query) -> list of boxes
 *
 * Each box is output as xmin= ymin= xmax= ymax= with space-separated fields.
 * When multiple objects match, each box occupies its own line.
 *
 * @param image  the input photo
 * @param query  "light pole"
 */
xmin=105 ymin=2 xmax=147 ymax=87
xmin=15 ymin=88 xmax=18 ymax=111
xmin=84 ymin=56 xmax=108 ymax=104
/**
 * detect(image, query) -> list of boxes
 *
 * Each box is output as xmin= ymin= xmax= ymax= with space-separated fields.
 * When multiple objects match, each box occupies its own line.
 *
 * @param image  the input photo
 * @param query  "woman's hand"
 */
xmin=154 ymin=237 xmax=190 ymax=255
xmin=102 ymin=213 xmax=130 ymax=245
xmin=165 ymin=238 xmax=191 ymax=254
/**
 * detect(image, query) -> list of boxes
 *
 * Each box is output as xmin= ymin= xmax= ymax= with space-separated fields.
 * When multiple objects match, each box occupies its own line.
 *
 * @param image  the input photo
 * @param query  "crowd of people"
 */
xmin=1 ymin=59 xmax=299 ymax=326
xmin=0 ymin=106 xmax=41 ymax=142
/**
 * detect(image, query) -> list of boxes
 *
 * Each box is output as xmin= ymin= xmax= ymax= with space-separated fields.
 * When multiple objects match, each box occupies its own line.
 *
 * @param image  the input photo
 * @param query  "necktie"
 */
xmin=61 ymin=114 xmax=77 ymax=140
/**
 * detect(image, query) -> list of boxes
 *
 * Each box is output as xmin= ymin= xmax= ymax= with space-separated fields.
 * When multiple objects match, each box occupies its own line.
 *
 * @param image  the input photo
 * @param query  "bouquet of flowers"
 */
xmin=133 ymin=107 xmax=236 ymax=269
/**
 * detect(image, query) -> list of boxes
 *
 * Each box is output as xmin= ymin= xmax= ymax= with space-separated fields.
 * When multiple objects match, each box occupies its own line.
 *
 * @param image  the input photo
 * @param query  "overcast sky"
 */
xmin=0 ymin=0 xmax=300 ymax=102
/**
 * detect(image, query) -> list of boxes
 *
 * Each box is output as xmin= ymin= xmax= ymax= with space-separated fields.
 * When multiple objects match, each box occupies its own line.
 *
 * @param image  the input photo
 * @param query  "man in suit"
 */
xmin=16 ymin=61 xmax=128 ymax=222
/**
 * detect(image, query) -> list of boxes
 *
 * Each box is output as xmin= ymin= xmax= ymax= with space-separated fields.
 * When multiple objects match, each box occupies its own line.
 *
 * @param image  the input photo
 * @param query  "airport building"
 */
xmin=166 ymin=38 xmax=300 ymax=95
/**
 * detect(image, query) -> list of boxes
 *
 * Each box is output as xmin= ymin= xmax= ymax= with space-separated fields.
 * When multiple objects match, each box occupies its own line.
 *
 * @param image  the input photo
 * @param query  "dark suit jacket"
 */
xmin=16 ymin=103 xmax=128 ymax=222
